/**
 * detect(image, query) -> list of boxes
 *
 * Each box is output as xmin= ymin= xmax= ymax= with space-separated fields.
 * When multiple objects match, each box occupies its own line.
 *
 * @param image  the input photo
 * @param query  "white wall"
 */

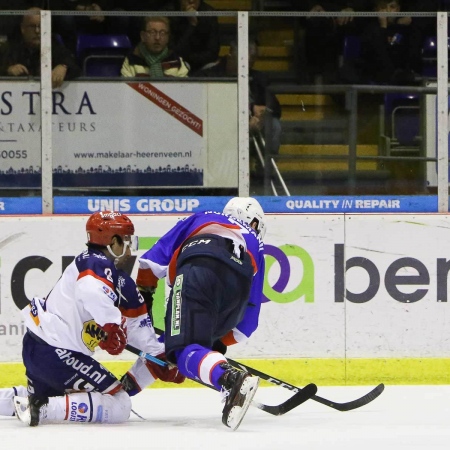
xmin=1 ymin=214 xmax=450 ymax=362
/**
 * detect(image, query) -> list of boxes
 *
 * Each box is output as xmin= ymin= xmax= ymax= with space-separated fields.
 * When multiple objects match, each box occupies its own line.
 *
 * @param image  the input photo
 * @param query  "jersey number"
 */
xmin=104 ymin=268 xmax=113 ymax=283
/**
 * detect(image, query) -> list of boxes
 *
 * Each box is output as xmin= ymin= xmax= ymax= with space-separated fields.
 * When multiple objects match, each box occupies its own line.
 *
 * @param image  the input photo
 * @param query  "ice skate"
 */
xmin=219 ymin=363 xmax=259 ymax=431
xmin=14 ymin=395 xmax=48 ymax=427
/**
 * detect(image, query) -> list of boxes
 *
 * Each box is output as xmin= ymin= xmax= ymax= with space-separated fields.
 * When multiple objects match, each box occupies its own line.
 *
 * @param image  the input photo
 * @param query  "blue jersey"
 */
xmin=138 ymin=211 xmax=265 ymax=343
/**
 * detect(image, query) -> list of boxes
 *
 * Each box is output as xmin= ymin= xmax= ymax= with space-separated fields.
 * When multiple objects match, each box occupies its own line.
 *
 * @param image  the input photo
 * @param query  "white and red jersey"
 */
xmin=22 ymin=248 xmax=163 ymax=364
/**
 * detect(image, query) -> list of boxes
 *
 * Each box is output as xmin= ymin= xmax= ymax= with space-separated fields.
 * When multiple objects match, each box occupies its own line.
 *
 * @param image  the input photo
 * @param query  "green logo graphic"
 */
xmin=263 ymin=244 xmax=314 ymax=304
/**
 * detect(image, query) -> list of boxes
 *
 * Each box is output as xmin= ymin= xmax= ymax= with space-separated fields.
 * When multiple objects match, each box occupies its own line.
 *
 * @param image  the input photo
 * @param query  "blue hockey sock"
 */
xmin=176 ymin=344 xmax=226 ymax=389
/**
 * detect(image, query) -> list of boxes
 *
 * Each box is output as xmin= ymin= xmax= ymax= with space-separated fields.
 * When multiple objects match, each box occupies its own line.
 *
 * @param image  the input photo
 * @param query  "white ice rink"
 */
xmin=1 ymin=385 xmax=450 ymax=450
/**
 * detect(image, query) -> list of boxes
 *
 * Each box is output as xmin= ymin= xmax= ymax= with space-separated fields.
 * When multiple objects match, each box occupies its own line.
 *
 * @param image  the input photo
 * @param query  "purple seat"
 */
xmin=76 ymin=34 xmax=132 ymax=77
xmin=384 ymin=93 xmax=420 ymax=148
xmin=83 ymin=55 xmax=126 ymax=77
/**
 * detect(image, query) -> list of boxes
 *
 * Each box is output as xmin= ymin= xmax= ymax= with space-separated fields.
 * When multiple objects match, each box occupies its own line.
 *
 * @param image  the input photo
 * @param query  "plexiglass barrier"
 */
xmin=0 ymin=8 xmax=447 ymax=214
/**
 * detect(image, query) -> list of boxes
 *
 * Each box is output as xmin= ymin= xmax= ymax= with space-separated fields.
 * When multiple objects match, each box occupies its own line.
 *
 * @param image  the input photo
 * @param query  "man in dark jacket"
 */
xmin=0 ymin=7 xmax=81 ymax=87
xmin=359 ymin=0 xmax=422 ymax=84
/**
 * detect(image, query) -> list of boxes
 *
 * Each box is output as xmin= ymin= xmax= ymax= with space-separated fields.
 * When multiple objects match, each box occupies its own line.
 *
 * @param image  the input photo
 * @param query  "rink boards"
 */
xmin=1 ymin=213 xmax=450 ymax=385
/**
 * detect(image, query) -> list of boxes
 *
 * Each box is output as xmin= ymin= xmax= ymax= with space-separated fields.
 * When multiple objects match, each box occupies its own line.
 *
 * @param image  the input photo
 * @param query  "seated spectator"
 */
xmin=302 ymin=0 xmax=371 ymax=84
xmin=121 ymin=16 xmax=189 ymax=78
xmin=0 ymin=7 xmax=81 ymax=88
xmin=164 ymin=0 xmax=220 ymax=73
xmin=195 ymin=39 xmax=282 ymax=155
xmin=359 ymin=0 xmax=422 ymax=84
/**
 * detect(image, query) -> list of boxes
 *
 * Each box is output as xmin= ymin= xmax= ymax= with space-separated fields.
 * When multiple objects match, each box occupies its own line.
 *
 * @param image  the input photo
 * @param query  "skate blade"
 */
xmin=14 ymin=396 xmax=31 ymax=426
xmin=226 ymin=376 xmax=260 ymax=431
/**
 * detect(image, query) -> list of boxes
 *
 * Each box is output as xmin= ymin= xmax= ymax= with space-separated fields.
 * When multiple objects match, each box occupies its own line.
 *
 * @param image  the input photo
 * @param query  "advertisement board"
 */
xmin=2 ymin=214 xmax=450 ymax=363
xmin=0 ymin=81 xmax=237 ymax=188
xmin=0 ymin=195 xmax=439 ymax=216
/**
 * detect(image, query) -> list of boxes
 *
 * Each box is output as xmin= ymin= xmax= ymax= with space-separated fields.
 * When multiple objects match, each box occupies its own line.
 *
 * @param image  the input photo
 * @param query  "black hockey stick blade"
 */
xmin=226 ymin=358 xmax=384 ymax=412
xmin=253 ymin=383 xmax=317 ymax=416
xmin=311 ymin=383 xmax=385 ymax=412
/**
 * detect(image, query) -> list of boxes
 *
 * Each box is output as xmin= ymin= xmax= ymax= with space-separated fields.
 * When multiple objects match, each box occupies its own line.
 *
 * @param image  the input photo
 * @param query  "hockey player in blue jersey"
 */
xmin=137 ymin=197 xmax=267 ymax=430
xmin=10 ymin=211 xmax=183 ymax=426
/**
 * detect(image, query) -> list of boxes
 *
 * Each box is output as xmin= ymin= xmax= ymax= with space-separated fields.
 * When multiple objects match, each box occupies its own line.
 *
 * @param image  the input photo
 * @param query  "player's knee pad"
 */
xmin=66 ymin=389 xmax=131 ymax=424
xmin=98 ymin=389 xmax=131 ymax=424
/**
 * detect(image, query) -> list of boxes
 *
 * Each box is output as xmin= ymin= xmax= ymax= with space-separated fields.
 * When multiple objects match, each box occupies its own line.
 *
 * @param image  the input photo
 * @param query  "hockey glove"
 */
xmin=99 ymin=317 xmax=127 ymax=355
xmin=145 ymin=353 xmax=186 ymax=384
xmin=212 ymin=339 xmax=227 ymax=355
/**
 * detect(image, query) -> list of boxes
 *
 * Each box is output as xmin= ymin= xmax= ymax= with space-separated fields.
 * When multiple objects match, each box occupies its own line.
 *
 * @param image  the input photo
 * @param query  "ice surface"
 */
xmin=1 ymin=385 xmax=450 ymax=450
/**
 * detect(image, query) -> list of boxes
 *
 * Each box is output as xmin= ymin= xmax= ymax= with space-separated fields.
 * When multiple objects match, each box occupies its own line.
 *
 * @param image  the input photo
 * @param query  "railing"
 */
xmin=263 ymin=84 xmax=440 ymax=195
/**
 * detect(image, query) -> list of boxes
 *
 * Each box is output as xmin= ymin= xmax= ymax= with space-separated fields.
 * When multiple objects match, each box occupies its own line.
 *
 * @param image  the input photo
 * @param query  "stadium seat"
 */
xmin=76 ymin=34 xmax=132 ymax=77
xmin=380 ymin=93 xmax=420 ymax=155
xmin=82 ymin=55 xmax=127 ymax=77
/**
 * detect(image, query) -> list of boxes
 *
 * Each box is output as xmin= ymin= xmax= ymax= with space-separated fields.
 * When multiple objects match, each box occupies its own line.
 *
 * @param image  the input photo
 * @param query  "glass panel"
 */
xmin=0 ymin=10 xmax=42 ymax=207
xmin=0 ymin=7 xmax=447 ymax=212
xmin=248 ymin=10 xmax=438 ymax=199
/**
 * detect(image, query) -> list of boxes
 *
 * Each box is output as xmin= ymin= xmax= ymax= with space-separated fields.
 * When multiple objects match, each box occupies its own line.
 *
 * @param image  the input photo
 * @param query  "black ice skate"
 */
xmin=14 ymin=395 xmax=48 ymax=426
xmin=219 ymin=363 xmax=259 ymax=431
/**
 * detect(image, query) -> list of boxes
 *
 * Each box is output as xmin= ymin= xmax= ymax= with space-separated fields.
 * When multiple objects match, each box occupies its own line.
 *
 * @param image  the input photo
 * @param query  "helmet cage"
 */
xmin=122 ymin=234 xmax=139 ymax=252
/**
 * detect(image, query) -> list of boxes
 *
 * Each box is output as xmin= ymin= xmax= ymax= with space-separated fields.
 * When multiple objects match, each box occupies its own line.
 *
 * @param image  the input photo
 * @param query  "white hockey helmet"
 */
xmin=223 ymin=197 xmax=266 ymax=239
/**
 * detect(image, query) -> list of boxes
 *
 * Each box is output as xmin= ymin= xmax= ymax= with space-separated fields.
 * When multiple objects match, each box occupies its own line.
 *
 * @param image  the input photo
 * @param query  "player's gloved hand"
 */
xmin=120 ymin=372 xmax=140 ymax=396
xmin=145 ymin=353 xmax=186 ymax=384
xmin=212 ymin=339 xmax=227 ymax=355
xmin=99 ymin=317 xmax=127 ymax=355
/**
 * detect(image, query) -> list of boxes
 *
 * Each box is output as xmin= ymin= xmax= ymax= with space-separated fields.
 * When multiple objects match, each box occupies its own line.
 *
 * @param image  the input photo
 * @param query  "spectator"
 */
xmin=359 ymin=0 xmax=423 ymax=84
xmin=164 ymin=0 xmax=220 ymax=73
xmin=302 ymin=0 xmax=371 ymax=84
xmin=195 ymin=39 xmax=282 ymax=155
xmin=121 ymin=15 xmax=189 ymax=77
xmin=0 ymin=7 xmax=81 ymax=88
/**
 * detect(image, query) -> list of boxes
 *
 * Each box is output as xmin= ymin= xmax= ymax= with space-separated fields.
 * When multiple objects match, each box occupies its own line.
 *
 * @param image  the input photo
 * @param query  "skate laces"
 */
xmin=220 ymin=387 xmax=230 ymax=403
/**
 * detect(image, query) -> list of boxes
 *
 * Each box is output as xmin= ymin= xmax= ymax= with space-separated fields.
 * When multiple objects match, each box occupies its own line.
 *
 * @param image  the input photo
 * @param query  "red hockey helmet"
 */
xmin=86 ymin=211 xmax=137 ymax=249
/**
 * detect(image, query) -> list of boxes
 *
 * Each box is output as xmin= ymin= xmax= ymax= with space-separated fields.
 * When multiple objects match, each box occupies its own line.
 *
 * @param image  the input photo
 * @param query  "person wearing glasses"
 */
xmin=9 ymin=211 xmax=184 ymax=427
xmin=121 ymin=15 xmax=189 ymax=78
xmin=0 ymin=7 xmax=81 ymax=88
